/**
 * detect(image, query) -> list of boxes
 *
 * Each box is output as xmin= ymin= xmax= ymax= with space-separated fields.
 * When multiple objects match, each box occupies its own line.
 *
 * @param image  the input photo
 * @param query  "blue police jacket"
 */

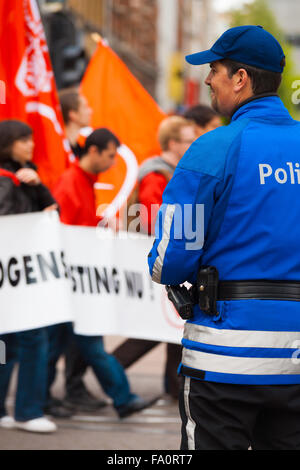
xmin=148 ymin=95 xmax=300 ymax=385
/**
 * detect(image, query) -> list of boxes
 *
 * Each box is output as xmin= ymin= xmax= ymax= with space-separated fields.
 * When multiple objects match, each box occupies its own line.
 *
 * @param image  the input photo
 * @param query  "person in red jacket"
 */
xmin=114 ymin=116 xmax=196 ymax=400
xmin=48 ymin=128 xmax=154 ymax=419
xmin=115 ymin=109 xmax=222 ymax=400
xmin=138 ymin=116 xmax=196 ymax=234
xmin=54 ymin=127 xmax=117 ymax=226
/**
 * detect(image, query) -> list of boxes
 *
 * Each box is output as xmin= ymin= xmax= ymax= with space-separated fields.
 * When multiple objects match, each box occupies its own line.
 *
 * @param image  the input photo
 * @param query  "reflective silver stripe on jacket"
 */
xmin=183 ymin=322 xmax=300 ymax=349
xmin=152 ymin=204 xmax=176 ymax=283
xmin=182 ymin=347 xmax=300 ymax=376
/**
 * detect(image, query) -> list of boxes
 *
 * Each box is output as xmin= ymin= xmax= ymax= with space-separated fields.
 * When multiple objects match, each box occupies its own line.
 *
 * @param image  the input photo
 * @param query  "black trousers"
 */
xmin=179 ymin=377 xmax=300 ymax=450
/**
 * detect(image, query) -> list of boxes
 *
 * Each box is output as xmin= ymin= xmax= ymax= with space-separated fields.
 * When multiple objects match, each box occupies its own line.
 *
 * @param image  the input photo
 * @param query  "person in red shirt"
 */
xmin=137 ymin=109 xmax=221 ymax=234
xmin=54 ymin=128 xmax=118 ymax=226
xmin=48 ymin=128 xmax=154 ymax=419
xmin=115 ymin=110 xmax=222 ymax=400
xmin=52 ymin=89 xmax=100 ymax=415
xmin=114 ymin=116 xmax=196 ymax=401
xmin=138 ymin=116 xmax=196 ymax=234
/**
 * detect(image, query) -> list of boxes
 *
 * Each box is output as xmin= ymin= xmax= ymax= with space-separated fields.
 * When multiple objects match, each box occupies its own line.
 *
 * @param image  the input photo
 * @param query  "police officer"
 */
xmin=148 ymin=25 xmax=300 ymax=450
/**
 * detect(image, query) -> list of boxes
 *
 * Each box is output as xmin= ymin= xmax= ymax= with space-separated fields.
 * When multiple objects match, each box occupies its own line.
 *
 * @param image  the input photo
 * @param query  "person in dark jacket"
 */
xmin=0 ymin=121 xmax=57 ymax=215
xmin=0 ymin=119 xmax=58 ymax=433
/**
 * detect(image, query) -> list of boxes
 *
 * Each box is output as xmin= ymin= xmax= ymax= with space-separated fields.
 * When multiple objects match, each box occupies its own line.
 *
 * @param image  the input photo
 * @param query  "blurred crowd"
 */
xmin=0 ymin=89 xmax=221 ymax=433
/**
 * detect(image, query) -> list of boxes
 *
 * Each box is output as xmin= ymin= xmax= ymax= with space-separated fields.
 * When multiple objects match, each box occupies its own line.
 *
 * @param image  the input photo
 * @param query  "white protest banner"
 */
xmin=0 ymin=212 xmax=184 ymax=344
xmin=0 ymin=211 xmax=72 ymax=333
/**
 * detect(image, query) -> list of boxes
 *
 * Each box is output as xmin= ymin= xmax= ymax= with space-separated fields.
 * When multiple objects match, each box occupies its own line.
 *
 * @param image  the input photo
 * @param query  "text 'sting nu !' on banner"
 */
xmin=0 ymin=212 xmax=183 ymax=343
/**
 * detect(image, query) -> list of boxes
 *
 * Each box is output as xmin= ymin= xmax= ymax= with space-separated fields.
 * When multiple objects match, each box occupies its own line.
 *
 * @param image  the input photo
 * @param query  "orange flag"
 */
xmin=0 ymin=0 xmax=71 ymax=189
xmin=80 ymin=38 xmax=166 ymax=219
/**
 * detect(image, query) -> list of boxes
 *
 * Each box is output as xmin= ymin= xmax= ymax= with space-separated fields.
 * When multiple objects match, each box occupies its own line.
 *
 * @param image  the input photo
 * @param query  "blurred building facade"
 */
xmin=38 ymin=0 xmax=300 ymax=111
xmin=39 ymin=0 xmax=220 ymax=112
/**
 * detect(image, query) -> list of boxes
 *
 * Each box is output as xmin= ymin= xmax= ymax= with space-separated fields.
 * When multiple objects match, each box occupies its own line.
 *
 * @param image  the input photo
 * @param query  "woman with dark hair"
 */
xmin=0 ymin=119 xmax=57 ymax=433
xmin=0 ymin=120 xmax=57 ymax=214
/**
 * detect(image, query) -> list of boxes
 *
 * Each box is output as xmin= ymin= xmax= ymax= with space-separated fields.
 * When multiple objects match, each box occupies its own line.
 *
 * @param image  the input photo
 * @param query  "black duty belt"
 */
xmin=218 ymin=281 xmax=300 ymax=301
xmin=166 ymin=271 xmax=300 ymax=321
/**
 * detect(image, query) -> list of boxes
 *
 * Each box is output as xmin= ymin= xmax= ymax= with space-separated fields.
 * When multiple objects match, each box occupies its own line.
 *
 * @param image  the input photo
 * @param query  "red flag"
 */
xmin=0 ymin=0 xmax=71 ymax=189
xmin=80 ymin=38 xmax=166 ymax=219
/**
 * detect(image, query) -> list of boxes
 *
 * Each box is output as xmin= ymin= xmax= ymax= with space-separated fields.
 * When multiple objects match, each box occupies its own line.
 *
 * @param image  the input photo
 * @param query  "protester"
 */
xmin=183 ymin=104 xmax=222 ymax=137
xmin=113 ymin=116 xmax=196 ymax=401
xmin=46 ymin=88 xmax=106 ymax=416
xmin=59 ymin=88 xmax=92 ymax=158
xmin=48 ymin=128 xmax=154 ymax=418
xmin=0 ymin=119 xmax=57 ymax=433
xmin=148 ymin=25 xmax=300 ymax=450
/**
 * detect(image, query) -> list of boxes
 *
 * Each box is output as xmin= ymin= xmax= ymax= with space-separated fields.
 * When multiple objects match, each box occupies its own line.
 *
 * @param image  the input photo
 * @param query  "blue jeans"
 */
xmin=0 ymin=328 xmax=48 ymax=421
xmin=47 ymin=323 xmax=137 ymax=409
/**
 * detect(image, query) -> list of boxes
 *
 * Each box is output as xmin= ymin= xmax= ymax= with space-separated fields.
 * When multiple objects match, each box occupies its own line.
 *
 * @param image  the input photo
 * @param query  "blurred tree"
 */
xmin=229 ymin=0 xmax=300 ymax=118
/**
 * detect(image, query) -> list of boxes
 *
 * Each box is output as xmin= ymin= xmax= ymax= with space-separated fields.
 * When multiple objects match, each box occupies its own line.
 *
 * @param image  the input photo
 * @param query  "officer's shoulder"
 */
xmin=178 ymin=119 xmax=249 ymax=179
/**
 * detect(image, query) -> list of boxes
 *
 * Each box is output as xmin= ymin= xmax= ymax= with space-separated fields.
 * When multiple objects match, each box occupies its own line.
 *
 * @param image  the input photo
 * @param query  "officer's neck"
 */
xmin=230 ymin=92 xmax=278 ymax=119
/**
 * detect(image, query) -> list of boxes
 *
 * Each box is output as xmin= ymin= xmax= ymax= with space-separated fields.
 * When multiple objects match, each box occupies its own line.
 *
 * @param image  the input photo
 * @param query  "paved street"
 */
xmin=0 ymin=336 xmax=181 ymax=450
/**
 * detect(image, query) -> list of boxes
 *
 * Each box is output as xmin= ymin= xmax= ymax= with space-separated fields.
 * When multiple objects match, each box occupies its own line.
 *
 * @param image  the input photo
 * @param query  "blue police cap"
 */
xmin=185 ymin=25 xmax=285 ymax=73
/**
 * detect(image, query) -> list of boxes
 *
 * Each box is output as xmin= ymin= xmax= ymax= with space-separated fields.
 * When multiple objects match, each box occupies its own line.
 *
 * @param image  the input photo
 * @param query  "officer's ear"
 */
xmin=232 ymin=68 xmax=250 ymax=93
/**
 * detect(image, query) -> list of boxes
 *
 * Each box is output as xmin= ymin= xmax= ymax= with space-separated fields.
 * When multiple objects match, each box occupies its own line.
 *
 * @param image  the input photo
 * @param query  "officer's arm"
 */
xmin=148 ymin=166 xmax=218 ymax=285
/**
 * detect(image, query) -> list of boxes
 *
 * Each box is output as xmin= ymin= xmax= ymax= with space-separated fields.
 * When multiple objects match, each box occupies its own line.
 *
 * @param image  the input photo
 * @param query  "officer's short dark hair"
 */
xmin=82 ymin=128 xmax=120 ymax=157
xmin=58 ymin=88 xmax=80 ymax=125
xmin=183 ymin=104 xmax=218 ymax=128
xmin=221 ymin=58 xmax=283 ymax=94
